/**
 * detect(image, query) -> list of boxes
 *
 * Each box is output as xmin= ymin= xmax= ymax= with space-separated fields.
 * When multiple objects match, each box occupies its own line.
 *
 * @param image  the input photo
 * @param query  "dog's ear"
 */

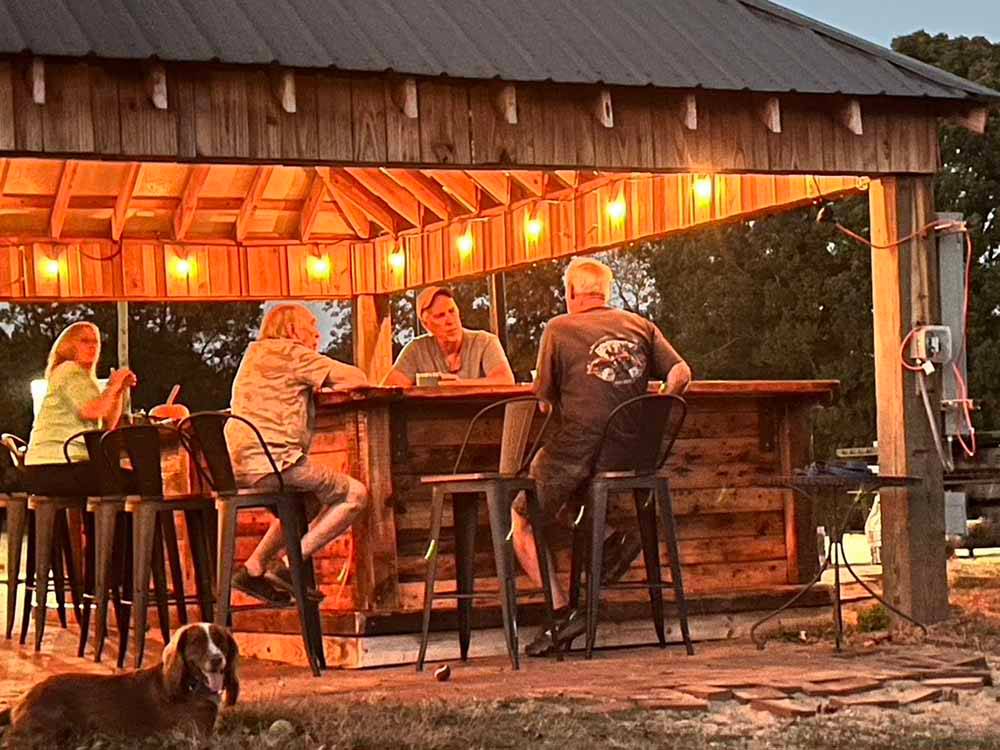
xmin=221 ymin=628 xmax=240 ymax=706
xmin=161 ymin=625 xmax=190 ymax=699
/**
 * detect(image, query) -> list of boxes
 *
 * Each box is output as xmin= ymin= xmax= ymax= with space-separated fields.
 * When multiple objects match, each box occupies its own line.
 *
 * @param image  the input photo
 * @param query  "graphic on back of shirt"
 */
xmin=586 ymin=336 xmax=646 ymax=385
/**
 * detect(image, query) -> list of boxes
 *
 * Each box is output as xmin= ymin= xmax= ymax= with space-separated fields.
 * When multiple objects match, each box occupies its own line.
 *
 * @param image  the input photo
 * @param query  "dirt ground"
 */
xmin=4 ymin=554 xmax=1000 ymax=749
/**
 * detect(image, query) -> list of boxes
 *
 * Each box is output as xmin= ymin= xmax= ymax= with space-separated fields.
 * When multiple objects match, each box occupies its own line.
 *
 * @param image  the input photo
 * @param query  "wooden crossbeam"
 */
xmin=0 ymin=158 xmax=9 ymax=195
xmin=551 ymin=171 xmax=578 ymax=190
xmin=111 ymin=163 xmax=142 ymax=240
xmin=508 ymin=171 xmax=545 ymax=197
xmin=299 ymin=171 xmax=326 ymax=242
xmin=49 ymin=160 xmax=79 ymax=239
xmin=315 ymin=168 xmax=374 ymax=238
xmin=468 ymin=172 xmax=511 ymax=205
xmin=423 ymin=170 xmax=479 ymax=213
xmin=346 ymin=168 xmax=422 ymax=227
xmin=384 ymin=169 xmax=454 ymax=220
xmin=235 ymin=166 xmax=274 ymax=242
xmin=173 ymin=165 xmax=211 ymax=241
xmin=321 ymin=168 xmax=401 ymax=234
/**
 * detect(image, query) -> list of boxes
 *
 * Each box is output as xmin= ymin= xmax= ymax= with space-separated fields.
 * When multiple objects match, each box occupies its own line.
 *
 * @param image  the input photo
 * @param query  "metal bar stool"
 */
xmin=416 ymin=396 xmax=558 ymax=671
xmin=179 ymin=411 xmax=326 ymax=677
xmin=1 ymin=434 xmax=30 ymax=642
xmin=567 ymin=393 xmax=694 ymax=659
xmin=100 ymin=424 xmax=217 ymax=668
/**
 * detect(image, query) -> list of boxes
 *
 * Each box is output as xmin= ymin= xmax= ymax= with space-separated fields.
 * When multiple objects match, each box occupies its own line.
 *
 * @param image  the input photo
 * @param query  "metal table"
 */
xmin=750 ymin=473 xmax=927 ymax=651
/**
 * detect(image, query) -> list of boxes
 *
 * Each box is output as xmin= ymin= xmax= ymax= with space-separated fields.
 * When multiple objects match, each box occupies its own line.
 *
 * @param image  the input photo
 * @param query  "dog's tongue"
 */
xmin=206 ymin=671 xmax=225 ymax=694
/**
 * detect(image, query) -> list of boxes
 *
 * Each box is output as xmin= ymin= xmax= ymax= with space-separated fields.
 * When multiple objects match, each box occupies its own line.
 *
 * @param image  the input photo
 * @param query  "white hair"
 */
xmin=563 ymin=257 xmax=613 ymax=301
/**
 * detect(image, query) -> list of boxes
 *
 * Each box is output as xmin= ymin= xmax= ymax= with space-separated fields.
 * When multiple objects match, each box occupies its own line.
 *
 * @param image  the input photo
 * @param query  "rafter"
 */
xmin=468 ymin=172 xmax=511 ymax=205
xmin=346 ymin=168 xmax=421 ymax=227
xmin=423 ymin=170 xmax=479 ymax=213
xmin=299 ymin=172 xmax=327 ymax=242
xmin=383 ymin=169 xmax=454 ymax=220
xmin=508 ymin=171 xmax=545 ymax=198
xmin=111 ymin=163 xmax=142 ymax=241
xmin=235 ymin=166 xmax=274 ymax=242
xmin=552 ymin=171 xmax=578 ymax=189
xmin=50 ymin=160 xmax=79 ymax=239
xmin=315 ymin=168 xmax=373 ymax=238
xmin=319 ymin=168 xmax=401 ymax=234
xmin=0 ymin=158 xmax=9 ymax=196
xmin=173 ymin=165 xmax=210 ymax=241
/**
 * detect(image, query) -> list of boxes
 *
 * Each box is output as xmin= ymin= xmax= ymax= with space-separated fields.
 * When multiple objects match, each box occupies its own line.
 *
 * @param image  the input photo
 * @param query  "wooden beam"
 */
xmin=422 ymin=170 xmax=479 ymax=213
xmin=111 ymin=162 xmax=142 ymax=241
xmin=390 ymin=77 xmax=418 ymax=119
xmin=488 ymin=272 xmax=508 ymax=351
xmin=868 ymin=176 xmax=949 ymax=626
xmin=551 ymin=171 xmax=579 ymax=190
xmin=235 ymin=166 xmax=274 ymax=242
xmin=353 ymin=294 xmax=393 ymax=383
xmin=496 ymin=84 xmax=517 ymax=125
xmin=299 ymin=171 xmax=326 ymax=242
xmin=838 ymin=99 xmax=863 ymax=135
xmin=346 ymin=168 xmax=421 ymax=227
xmin=946 ymin=106 xmax=988 ymax=135
xmin=49 ymin=160 xmax=79 ymax=239
xmin=468 ymin=171 xmax=511 ymax=205
xmin=596 ymin=89 xmax=614 ymax=128
xmin=383 ymin=169 xmax=454 ymax=220
xmin=0 ymin=158 xmax=9 ymax=196
xmin=146 ymin=63 xmax=168 ymax=110
xmin=508 ymin=171 xmax=545 ymax=198
xmin=677 ymin=94 xmax=697 ymax=131
xmin=319 ymin=168 xmax=401 ymax=234
xmin=30 ymin=57 xmax=45 ymax=105
xmin=759 ymin=97 xmax=781 ymax=134
xmin=173 ymin=165 xmax=210 ymax=241
xmin=276 ymin=70 xmax=296 ymax=114
xmin=315 ymin=168 xmax=372 ymax=238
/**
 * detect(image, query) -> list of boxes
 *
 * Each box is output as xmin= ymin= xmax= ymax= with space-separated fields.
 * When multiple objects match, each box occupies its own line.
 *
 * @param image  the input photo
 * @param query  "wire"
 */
xmin=918 ymin=374 xmax=954 ymax=473
xmin=75 ymin=240 xmax=124 ymax=262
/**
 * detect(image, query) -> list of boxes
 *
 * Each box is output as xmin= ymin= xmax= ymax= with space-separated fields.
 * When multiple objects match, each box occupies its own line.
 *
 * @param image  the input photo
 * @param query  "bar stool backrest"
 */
xmin=100 ymin=424 xmax=169 ymax=498
xmin=454 ymin=396 xmax=552 ymax=476
xmin=178 ymin=411 xmax=285 ymax=494
xmin=592 ymin=393 xmax=687 ymax=475
xmin=0 ymin=433 xmax=26 ymax=491
xmin=1 ymin=433 xmax=26 ymax=470
xmin=63 ymin=429 xmax=121 ymax=495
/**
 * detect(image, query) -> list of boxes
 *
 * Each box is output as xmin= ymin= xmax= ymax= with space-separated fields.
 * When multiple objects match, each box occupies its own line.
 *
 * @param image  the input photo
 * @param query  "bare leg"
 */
xmin=512 ymin=511 xmax=568 ymax=610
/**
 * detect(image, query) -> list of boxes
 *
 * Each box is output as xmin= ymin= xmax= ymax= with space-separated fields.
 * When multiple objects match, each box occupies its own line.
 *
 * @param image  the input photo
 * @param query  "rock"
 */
xmin=264 ymin=719 xmax=295 ymax=747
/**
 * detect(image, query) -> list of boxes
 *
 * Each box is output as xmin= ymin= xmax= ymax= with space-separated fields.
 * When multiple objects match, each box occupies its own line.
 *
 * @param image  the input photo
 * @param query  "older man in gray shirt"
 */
xmin=383 ymin=286 xmax=515 ymax=387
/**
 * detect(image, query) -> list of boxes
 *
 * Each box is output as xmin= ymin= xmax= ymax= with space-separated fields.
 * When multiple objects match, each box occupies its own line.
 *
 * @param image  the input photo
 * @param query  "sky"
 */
xmin=779 ymin=0 xmax=1000 ymax=47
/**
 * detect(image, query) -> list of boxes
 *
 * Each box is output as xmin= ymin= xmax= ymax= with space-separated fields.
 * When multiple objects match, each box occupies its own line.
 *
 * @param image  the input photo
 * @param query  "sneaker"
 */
xmin=231 ymin=565 xmax=293 ymax=607
xmin=601 ymin=530 xmax=643 ymax=585
xmin=265 ymin=560 xmax=325 ymax=603
xmin=525 ymin=607 xmax=588 ymax=657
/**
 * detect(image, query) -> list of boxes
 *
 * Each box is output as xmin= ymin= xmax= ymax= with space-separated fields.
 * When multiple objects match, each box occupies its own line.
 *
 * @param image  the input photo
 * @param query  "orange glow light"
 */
xmin=389 ymin=250 xmax=406 ymax=271
xmin=306 ymin=254 xmax=331 ymax=280
xmin=170 ymin=256 xmax=195 ymax=278
xmin=457 ymin=231 xmax=474 ymax=257
xmin=606 ymin=196 xmax=627 ymax=223
xmin=693 ymin=175 xmax=714 ymax=204
xmin=524 ymin=216 xmax=543 ymax=242
xmin=39 ymin=258 xmax=61 ymax=279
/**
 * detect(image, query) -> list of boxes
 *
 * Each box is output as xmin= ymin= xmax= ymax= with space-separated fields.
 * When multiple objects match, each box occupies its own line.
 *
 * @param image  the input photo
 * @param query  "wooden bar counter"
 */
xmin=230 ymin=380 xmax=837 ymax=652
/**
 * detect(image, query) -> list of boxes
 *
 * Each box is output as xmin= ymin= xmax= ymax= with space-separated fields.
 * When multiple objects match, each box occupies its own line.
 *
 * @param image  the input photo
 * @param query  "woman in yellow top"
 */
xmin=24 ymin=322 xmax=136 ymax=496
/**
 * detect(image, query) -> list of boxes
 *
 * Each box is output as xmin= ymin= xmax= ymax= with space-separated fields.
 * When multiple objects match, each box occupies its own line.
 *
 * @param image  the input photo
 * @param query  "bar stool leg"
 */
xmin=159 ymin=510 xmax=188 ymax=626
xmin=32 ymin=501 xmax=58 ymax=651
xmin=213 ymin=501 xmax=238 ymax=629
xmin=656 ymin=478 xmax=693 ymax=655
xmin=585 ymin=483 xmax=610 ymax=659
xmin=416 ymin=486 xmax=446 ymax=672
xmin=150 ymin=516 xmax=172 ymax=647
xmin=20 ymin=516 xmax=35 ymax=645
xmin=452 ymin=492 xmax=478 ymax=662
xmin=183 ymin=509 xmax=215 ymax=622
xmin=131 ymin=503 xmax=158 ymax=669
xmin=115 ymin=516 xmax=134 ymax=669
xmin=91 ymin=503 xmax=118 ymax=662
xmin=77 ymin=510 xmax=97 ymax=657
xmin=485 ymin=484 xmax=519 ymax=671
xmin=568 ymin=515 xmax=586 ymax=611
xmin=51 ymin=514 xmax=70 ymax=629
xmin=275 ymin=501 xmax=322 ymax=677
xmin=4 ymin=499 xmax=26 ymax=640
xmin=524 ymin=488 xmax=562 ymax=662
xmin=633 ymin=487 xmax=666 ymax=646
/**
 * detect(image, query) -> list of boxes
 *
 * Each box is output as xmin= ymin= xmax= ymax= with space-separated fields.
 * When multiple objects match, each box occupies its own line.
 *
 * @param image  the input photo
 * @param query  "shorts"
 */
xmin=511 ymin=447 xmax=592 ymax=530
xmin=244 ymin=457 xmax=353 ymax=520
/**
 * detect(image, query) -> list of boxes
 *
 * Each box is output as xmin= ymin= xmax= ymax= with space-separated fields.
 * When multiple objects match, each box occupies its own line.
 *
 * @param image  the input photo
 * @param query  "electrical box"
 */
xmin=912 ymin=325 xmax=952 ymax=364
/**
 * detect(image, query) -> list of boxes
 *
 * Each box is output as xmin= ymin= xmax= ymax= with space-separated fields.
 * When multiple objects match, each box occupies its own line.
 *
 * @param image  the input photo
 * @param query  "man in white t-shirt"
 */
xmin=382 ymin=286 xmax=514 ymax=387
xmin=227 ymin=304 xmax=369 ymax=605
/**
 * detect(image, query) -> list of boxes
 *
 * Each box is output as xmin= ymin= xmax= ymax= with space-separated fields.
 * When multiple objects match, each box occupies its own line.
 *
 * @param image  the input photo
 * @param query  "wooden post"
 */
xmin=868 ymin=176 xmax=949 ymax=625
xmin=488 ymin=272 xmax=508 ymax=351
xmin=352 ymin=294 xmax=393 ymax=383
xmin=117 ymin=300 xmax=130 ymax=415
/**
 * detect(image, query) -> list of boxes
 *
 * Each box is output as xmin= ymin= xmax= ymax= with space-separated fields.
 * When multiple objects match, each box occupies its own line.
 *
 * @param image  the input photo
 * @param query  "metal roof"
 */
xmin=0 ymin=0 xmax=996 ymax=100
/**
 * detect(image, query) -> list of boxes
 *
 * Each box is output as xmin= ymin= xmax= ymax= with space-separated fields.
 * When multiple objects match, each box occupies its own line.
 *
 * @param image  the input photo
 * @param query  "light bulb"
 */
xmin=306 ymin=255 xmax=331 ymax=279
xmin=170 ymin=256 xmax=194 ymax=278
xmin=607 ymin=196 xmax=626 ymax=223
xmin=389 ymin=251 xmax=406 ymax=271
xmin=693 ymin=175 xmax=713 ymax=204
xmin=40 ymin=258 xmax=61 ymax=279
xmin=457 ymin=231 xmax=474 ymax=257
xmin=524 ymin=216 xmax=543 ymax=241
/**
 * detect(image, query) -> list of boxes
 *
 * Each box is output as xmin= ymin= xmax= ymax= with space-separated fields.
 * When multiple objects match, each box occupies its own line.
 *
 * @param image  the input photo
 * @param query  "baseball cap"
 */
xmin=415 ymin=286 xmax=454 ymax=317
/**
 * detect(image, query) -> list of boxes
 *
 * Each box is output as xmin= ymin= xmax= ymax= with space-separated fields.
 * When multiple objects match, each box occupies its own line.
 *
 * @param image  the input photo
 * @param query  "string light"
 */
xmin=39 ymin=257 xmax=61 ymax=279
xmin=306 ymin=254 xmax=331 ymax=280
xmin=524 ymin=214 xmax=543 ymax=242
xmin=389 ymin=249 xmax=406 ymax=271
xmin=693 ymin=175 xmax=714 ymax=204
xmin=606 ymin=191 xmax=627 ymax=224
xmin=457 ymin=230 xmax=474 ymax=257
xmin=169 ymin=256 xmax=195 ymax=278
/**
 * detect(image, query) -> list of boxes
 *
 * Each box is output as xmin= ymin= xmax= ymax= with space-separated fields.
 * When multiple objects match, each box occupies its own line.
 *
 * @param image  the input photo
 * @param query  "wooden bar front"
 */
xmin=229 ymin=380 xmax=835 ymax=635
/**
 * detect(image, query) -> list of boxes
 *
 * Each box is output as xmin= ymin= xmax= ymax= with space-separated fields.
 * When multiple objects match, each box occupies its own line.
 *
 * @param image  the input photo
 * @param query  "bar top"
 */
xmin=315 ymin=379 xmax=839 ymax=409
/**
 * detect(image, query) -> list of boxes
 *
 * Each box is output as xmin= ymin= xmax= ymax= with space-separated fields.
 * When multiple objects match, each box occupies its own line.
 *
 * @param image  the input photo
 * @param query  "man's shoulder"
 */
xmin=464 ymin=328 xmax=500 ymax=345
xmin=401 ymin=334 xmax=436 ymax=353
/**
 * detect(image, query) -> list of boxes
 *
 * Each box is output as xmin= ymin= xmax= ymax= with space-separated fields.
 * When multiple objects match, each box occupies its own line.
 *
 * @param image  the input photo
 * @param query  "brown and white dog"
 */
xmin=0 ymin=623 xmax=239 ymax=748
